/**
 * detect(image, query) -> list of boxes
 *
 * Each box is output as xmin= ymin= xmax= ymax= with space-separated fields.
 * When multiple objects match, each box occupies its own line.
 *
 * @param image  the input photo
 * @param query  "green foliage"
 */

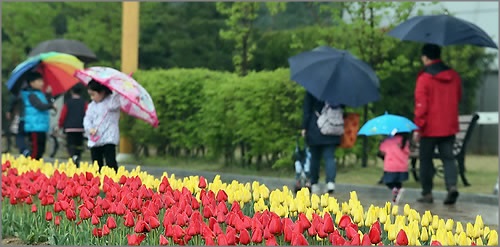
xmin=216 ymin=2 xmax=261 ymax=76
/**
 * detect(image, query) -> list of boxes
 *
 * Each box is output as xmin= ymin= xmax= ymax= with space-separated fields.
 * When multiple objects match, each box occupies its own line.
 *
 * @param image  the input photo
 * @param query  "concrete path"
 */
xmin=123 ymin=164 xmax=499 ymax=228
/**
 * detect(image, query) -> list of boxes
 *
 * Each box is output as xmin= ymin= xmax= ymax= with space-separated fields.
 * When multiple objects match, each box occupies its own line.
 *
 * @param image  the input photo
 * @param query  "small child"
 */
xmin=58 ymin=84 xmax=88 ymax=167
xmin=379 ymin=133 xmax=410 ymax=203
xmin=20 ymin=72 xmax=56 ymax=160
xmin=83 ymin=80 xmax=120 ymax=172
xmin=294 ymin=146 xmax=311 ymax=192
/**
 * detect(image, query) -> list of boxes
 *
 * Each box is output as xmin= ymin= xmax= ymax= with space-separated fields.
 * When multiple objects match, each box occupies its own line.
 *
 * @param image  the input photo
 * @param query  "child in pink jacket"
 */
xmin=379 ymin=133 xmax=410 ymax=203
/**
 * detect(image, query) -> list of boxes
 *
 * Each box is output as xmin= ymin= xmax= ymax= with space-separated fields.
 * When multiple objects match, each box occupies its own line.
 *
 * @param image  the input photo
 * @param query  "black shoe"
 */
xmin=417 ymin=194 xmax=434 ymax=203
xmin=444 ymin=190 xmax=459 ymax=205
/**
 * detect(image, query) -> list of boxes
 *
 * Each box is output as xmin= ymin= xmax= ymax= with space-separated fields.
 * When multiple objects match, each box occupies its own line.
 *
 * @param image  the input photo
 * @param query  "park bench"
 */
xmin=409 ymin=113 xmax=480 ymax=187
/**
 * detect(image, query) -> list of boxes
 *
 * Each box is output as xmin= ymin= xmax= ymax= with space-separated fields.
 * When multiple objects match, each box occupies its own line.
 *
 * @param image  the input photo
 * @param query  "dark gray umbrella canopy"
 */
xmin=388 ymin=14 xmax=498 ymax=49
xmin=29 ymin=39 xmax=98 ymax=63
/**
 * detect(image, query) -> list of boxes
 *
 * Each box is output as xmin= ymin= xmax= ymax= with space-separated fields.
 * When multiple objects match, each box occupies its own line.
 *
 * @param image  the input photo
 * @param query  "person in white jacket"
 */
xmin=83 ymin=80 xmax=120 ymax=172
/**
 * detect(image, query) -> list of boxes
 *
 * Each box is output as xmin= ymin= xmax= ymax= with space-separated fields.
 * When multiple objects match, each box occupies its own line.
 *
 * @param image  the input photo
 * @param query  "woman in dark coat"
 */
xmin=301 ymin=91 xmax=341 ymax=194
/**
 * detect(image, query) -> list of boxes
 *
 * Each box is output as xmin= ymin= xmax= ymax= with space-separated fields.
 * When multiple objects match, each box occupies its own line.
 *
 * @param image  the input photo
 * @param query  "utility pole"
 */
xmin=117 ymin=1 xmax=139 ymax=162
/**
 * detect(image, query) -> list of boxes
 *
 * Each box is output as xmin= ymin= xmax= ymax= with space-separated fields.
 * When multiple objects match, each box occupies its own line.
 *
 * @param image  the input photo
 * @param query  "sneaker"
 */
xmin=417 ymin=194 xmax=433 ymax=203
xmin=395 ymin=188 xmax=405 ymax=204
xmin=444 ymin=189 xmax=459 ymax=205
xmin=326 ymin=182 xmax=335 ymax=194
xmin=311 ymin=184 xmax=321 ymax=194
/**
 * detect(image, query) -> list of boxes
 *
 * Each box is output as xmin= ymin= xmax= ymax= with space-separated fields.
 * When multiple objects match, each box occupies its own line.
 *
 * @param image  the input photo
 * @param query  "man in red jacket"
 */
xmin=413 ymin=43 xmax=462 ymax=205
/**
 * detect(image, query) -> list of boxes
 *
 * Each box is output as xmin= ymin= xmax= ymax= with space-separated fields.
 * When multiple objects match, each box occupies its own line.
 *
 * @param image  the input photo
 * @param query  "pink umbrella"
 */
xmin=74 ymin=66 xmax=159 ymax=127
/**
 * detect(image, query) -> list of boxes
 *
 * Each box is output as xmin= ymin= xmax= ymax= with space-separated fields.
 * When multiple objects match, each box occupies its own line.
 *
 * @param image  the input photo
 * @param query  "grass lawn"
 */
xmin=135 ymin=154 xmax=498 ymax=195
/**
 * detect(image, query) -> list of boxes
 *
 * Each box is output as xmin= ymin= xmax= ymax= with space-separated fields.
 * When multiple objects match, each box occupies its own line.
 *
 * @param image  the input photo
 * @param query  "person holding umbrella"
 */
xmin=301 ymin=92 xmax=343 ymax=195
xmin=84 ymin=80 xmax=121 ymax=172
xmin=20 ymin=72 xmax=57 ymax=160
xmin=413 ymin=43 xmax=462 ymax=205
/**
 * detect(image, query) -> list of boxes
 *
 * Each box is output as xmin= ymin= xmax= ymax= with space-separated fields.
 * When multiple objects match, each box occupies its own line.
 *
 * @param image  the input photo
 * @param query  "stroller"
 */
xmin=293 ymin=135 xmax=311 ymax=193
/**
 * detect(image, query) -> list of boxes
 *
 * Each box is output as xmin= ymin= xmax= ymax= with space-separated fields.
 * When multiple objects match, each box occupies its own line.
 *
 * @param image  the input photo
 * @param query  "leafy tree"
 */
xmin=216 ymin=2 xmax=261 ymax=76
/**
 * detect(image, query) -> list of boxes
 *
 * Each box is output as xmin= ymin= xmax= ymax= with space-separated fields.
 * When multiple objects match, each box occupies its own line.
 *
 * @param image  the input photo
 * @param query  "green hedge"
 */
xmin=121 ymin=68 xmax=379 ymax=170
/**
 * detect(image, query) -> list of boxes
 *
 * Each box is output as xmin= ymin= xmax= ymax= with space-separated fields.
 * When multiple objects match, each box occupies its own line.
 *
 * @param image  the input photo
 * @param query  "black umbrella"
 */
xmin=29 ymin=39 xmax=98 ymax=63
xmin=288 ymin=46 xmax=380 ymax=108
xmin=388 ymin=14 xmax=498 ymax=49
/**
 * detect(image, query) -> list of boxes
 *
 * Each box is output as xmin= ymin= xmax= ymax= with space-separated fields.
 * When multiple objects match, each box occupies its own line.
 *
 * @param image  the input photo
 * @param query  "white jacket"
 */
xmin=83 ymin=93 xmax=121 ymax=148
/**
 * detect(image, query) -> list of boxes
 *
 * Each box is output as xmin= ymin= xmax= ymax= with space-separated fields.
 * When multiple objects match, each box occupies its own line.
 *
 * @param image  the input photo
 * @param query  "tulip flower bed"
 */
xmin=1 ymin=154 xmax=497 ymax=246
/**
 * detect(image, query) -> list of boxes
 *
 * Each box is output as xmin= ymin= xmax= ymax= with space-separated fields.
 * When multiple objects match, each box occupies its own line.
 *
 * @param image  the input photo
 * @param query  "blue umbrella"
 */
xmin=288 ymin=46 xmax=380 ymax=108
xmin=6 ymin=56 xmax=41 ymax=94
xmin=358 ymin=112 xmax=418 ymax=136
xmin=388 ymin=14 xmax=498 ymax=49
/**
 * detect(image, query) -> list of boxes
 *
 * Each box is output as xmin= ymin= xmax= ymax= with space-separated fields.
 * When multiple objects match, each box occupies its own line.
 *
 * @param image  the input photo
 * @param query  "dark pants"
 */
xmin=66 ymin=132 xmax=84 ymax=158
xmin=90 ymin=144 xmax=118 ymax=172
xmin=419 ymin=135 xmax=457 ymax=195
xmin=309 ymin=144 xmax=336 ymax=185
xmin=386 ymin=182 xmax=402 ymax=190
xmin=16 ymin=120 xmax=28 ymax=154
xmin=28 ymin=132 xmax=47 ymax=160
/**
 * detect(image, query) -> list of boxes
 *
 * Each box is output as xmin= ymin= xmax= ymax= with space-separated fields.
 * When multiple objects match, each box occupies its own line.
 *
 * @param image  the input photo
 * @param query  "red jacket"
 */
xmin=414 ymin=60 xmax=462 ymax=137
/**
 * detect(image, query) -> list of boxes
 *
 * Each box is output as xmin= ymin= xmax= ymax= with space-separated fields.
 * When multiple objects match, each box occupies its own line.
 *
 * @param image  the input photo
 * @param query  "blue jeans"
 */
xmin=15 ymin=120 xmax=29 ymax=155
xmin=309 ymin=144 xmax=336 ymax=185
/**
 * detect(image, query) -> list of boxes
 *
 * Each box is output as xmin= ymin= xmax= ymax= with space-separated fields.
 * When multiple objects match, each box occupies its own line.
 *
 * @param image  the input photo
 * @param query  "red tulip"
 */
xmin=127 ymin=234 xmax=146 ymax=246
xmin=307 ymin=225 xmax=317 ymax=237
xmin=65 ymin=209 xmax=76 ymax=221
xmin=91 ymin=214 xmax=100 ymax=225
xmin=266 ymin=235 xmax=278 ymax=246
xmin=291 ymin=233 xmax=309 ymax=246
xmin=396 ymin=229 xmax=408 ymax=246
xmin=217 ymin=234 xmax=228 ymax=246
xmin=14 ymin=188 xmax=30 ymax=199
xmin=361 ymin=233 xmax=372 ymax=246
xmin=55 ymin=216 xmax=61 ymax=226
xmin=431 ymin=240 xmax=443 ymax=246
xmin=102 ymin=225 xmax=110 ymax=236
xmin=371 ymin=220 xmax=382 ymax=234
xmin=239 ymin=228 xmax=251 ymax=245
xmin=198 ymin=176 xmax=207 ymax=189
xmin=134 ymin=219 xmax=151 ymax=233
xmin=225 ymin=226 xmax=237 ymax=245
xmin=369 ymin=224 xmax=381 ymax=244
xmin=147 ymin=215 xmax=161 ymax=229
xmin=124 ymin=211 xmax=135 ymax=228
xmin=173 ymin=224 xmax=185 ymax=239
xmin=251 ymin=227 xmax=263 ymax=243
xmin=119 ymin=175 xmax=127 ymax=185
xmin=268 ymin=216 xmax=283 ymax=235
xmin=160 ymin=235 xmax=169 ymax=245
xmin=338 ymin=215 xmax=352 ymax=229
xmin=106 ymin=216 xmax=117 ymax=229
xmin=92 ymin=227 xmax=104 ymax=238
xmin=204 ymin=236 xmax=216 ymax=246
xmin=94 ymin=205 xmax=104 ymax=217
xmin=345 ymin=225 xmax=358 ymax=240
xmin=216 ymin=190 xmax=228 ymax=202
xmin=323 ymin=212 xmax=335 ymax=233
xmin=45 ymin=211 xmax=53 ymax=221
xmin=79 ymin=206 xmax=92 ymax=220
xmin=203 ymin=206 xmax=214 ymax=219
xmin=54 ymin=202 xmax=63 ymax=213
xmin=350 ymin=233 xmax=361 ymax=246
xmin=31 ymin=204 xmax=37 ymax=213
xmin=115 ymin=202 xmax=127 ymax=215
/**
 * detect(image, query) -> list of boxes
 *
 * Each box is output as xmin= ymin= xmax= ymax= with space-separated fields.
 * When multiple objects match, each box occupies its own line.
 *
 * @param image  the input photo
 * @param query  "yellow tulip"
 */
xmin=447 ymin=231 xmax=456 ymax=245
xmin=487 ymin=230 xmax=498 ymax=245
xmin=335 ymin=211 xmax=342 ymax=225
xmin=415 ymin=239 xmax=422 ymax=246
xmin=403 ymin=204 xmax=411 ymax=216
xmin=445 ymin=219 xmax=454 ymax=231
xmin=306 ymin=208 xmax=314 ymax=221
xmin=320 ymin=193 xmax=329 ymax=207
xmin=466 ymin=222 xmax=475 ymax=238
xmin=384 ymin=222 xmax=391 ymax=232
xmin=456 ymin=221 xmax=464 ymax=234
xmin=350 ymin=191 xmax=359 ymax=201
xmin=457 ymin=231 xmax=469 ymax=245
xmin=431 ymin=215 xmax=439 ymax=230
xmin=420 ymin=227 xmax=429 ymax=241
xmin=311 ymin=194 xmax=320 ymax=210
xmin=483 ymin=226 xmax=490 ymax=237
xmin=392 ymin=205 xmax=399 ymax=216
xmin=438 ymin=219 xmax=446 ymax=231
xmin=341 ymin=202 xmax=350 ymax=214
xmin=475 ymin=215 xmax=485 ymax=230
xmin=476 ymin=237 xmax=484 ymax=246
xmin=474 ymin=222 xmax=483 ymax=238
xmin=379 ymin=210 xmax=388 ymax=224
xmin=387 ymin=224 xmax=396 ymax=241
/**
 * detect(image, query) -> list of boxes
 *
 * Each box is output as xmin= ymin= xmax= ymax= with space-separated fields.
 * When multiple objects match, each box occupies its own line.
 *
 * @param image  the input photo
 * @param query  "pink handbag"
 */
xmin=89 ymin=111 xmax=108 ymax=142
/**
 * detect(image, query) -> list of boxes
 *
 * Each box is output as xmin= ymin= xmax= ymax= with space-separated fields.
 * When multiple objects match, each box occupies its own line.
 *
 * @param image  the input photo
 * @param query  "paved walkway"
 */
xmin=123 ymin=164 xmax=499 ymax=228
